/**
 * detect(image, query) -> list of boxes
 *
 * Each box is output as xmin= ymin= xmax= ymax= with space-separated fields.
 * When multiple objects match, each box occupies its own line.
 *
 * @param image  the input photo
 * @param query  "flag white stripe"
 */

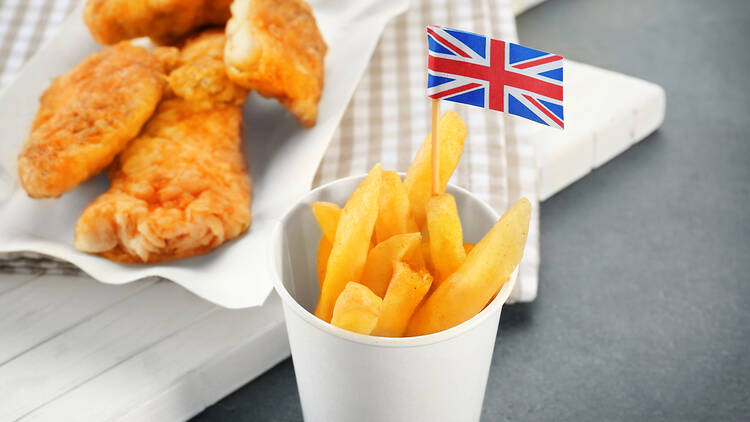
xmin=505 ymin=87 xmax=563 ymax=129
xmin=427 ymin=26 xmax=490 ymax=65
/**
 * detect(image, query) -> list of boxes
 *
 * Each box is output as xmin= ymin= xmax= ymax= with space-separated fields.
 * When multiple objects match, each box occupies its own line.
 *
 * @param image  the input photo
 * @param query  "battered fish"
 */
xmin=18 ymin=42 xmax=170 ymax=198
xmin=74 ymin=32 xmax=252 ymax=263
xmin=167 ymin=29 xmax=249 ymax=105
xmin=84 ymin=0 xmax=232 ymax=45
xmin=225 ymin=0 xmax=327 ymax=127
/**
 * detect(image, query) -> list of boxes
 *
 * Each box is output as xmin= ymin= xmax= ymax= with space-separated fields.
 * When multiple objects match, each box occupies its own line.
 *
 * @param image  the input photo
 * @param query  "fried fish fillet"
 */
xmin=18 ymin=42 xmax=170 ymax=198
xmin=84 ymin=0 xmax=232 ymax=45
xmin=74 ymin=32 xmax=252 ymax=263
xmin=167 ymin=29 xmax=249 ymax=105
xmin=225 ymin=0 xmax=327 ymax=127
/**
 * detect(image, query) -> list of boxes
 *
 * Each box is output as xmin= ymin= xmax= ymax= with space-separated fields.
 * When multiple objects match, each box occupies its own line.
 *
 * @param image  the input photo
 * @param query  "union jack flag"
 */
xmin=427 ymin=25 xmax=565 ymax=129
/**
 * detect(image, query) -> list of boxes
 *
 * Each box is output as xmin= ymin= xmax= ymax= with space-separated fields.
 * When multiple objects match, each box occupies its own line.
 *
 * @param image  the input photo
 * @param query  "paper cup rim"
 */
xmin=270 ymin=173 xmax=518 ymax=348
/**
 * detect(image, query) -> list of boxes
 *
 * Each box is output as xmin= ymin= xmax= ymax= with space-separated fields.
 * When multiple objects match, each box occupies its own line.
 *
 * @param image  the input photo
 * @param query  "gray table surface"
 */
xmin=194 ymin=0 xmax=750 ymax=420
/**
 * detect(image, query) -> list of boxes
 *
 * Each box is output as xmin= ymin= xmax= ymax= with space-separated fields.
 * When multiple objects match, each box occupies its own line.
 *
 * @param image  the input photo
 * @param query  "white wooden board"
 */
xmin=534 ymin=60 xmax=666 ymax=200
xmin=0 ymin=274 xmax=288 ymax=421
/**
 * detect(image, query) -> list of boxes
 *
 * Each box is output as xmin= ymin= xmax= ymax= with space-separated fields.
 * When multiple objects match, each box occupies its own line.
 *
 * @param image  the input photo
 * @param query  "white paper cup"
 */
xmin=270 ymin=175 xmax=518 ymax=422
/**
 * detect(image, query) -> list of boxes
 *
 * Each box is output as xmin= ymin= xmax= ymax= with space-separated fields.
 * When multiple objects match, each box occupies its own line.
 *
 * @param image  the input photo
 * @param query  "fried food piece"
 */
xmin=225 ymin=0 xmax=327 ymax=127
xmin=317 ymin=238 xmax=332 ymax=290
xmin=331 ymin=282 xmax=382 ymax=335
xmin=421 ymin=242 xmax=434 ymax=274
xmin=404 ymin=111 xmax=467 ymax=228
xmin=18 ymin=42 xmax=169 ymax=198
xmin=374 ymin=171 xmax=414 ymax=244
xmin=74 ymin=31 xmax=252 ymax=263
xmin=406 ymin=198 xmax=531 ymax=336
xmin=83 ymin=0 xmax=232 ymax=45
xmin=73 ymin=99 xmax=251 ymax=263
xmin=312 ymin=201 xmax=341 ymax=288
xmin=426 ymin=193 xmax=466 ymax=286
xmin=360 ymin=233 xmax=422 ymax=298
xmin=167 ymin=29 xmax=249 ymax=105
xmin=311 ymin=201 xmax=341 ymax=243
xmin=315 ymin=164 xmax=382 ymax=323
xmin=371 ymin=262 xmax=432 ymax=337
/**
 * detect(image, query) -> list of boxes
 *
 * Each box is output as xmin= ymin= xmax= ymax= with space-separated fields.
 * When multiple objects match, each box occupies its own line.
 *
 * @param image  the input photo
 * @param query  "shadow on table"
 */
xmin=498 ymin=301 xmax=536 ymax=339
xmin=192 ymin=358 xmax=302 ymax=422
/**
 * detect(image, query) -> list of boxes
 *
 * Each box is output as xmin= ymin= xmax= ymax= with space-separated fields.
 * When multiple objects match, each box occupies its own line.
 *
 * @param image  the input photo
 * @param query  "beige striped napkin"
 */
xmin=0 ymin=0 xmax=539 ymax=302
xmin=313 ymin=0 xmax=539 ymax=302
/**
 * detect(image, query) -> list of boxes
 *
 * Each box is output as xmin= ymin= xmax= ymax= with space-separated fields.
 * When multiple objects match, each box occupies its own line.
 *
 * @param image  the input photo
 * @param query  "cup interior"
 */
xmin=271 ymin=174 xmax=516 ymax=344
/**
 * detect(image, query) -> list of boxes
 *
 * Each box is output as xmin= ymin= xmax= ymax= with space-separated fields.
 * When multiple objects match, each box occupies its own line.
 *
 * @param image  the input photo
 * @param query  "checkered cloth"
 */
xmin=313 ymin=0 xmax=540 ymax=301
xmin=0 ymin=0 xmax=540 ymax=302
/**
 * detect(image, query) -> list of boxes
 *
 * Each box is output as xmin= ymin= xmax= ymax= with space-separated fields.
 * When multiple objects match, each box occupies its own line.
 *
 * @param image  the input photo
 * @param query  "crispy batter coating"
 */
xmin=18 ymin=42 xmax=169 ymax=198
xmin=84 ymin=0 xmax=232 ymax=45
xmin=167 ymin=30 xmax=249 ymax=105
xmin=225 ymin=0 xmax=327 ymax=127
xmin=74 ymin=31 xmax=252 ymax=263
xmin=74 ymin=99 xmax=251 ymax=263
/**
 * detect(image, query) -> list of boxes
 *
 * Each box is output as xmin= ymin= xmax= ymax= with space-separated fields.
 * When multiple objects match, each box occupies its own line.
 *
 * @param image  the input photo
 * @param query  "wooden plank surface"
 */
xmin=0 ymin=273 xmax=40 ymax=295
xmin=534 ymin=60 xmax=666 ymax=200
xmin=22 ymin=295 xmax=287 ymax=422
xmin=0 ymin=275 xmax=154 ymax=364
xmin=0 ymin=280 xmax=218 ymax=421
xmin=0 ymin=271 xmax=289 ymax=422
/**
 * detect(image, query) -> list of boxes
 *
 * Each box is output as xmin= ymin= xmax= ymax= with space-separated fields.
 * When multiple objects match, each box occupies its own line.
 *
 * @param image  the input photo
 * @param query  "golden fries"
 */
xmin=317 ymin=238 xmax=332 ymax=289
xmin=313 ymin=201 xmax=342 ymax=288
xmin=406 ymin=198 xmax=531 ymax=336
xmin=331 ymin=282 xmax=383 ymax=335
xmin=421 ymin=242 xmax=434 ymax=274
xmin=426 ymin=193 xmax=466 ymax=285
xmin=360 ymin=232 xmax=422 ymax=298
xmin=404 ymin=111 xmax=467 ymax=228
xmin=315 ymin=164 xmax=382 ymax=322
xmin=307 ymin=110 xmax=531 ymax=338
xmin=371 ymin=262 xmax=432 ymax=337
xmin=374 ymin=171 xmax=413 ymax=243
xmin=403 ymin=240 xmax=427 ymax=272
xmin=312 ymin=201 xmax=341 ymax=242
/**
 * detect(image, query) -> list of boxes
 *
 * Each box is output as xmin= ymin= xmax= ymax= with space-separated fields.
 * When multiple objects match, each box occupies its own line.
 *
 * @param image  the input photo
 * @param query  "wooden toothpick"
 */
xmin=431 ymin=98 xmax=440 ymax=197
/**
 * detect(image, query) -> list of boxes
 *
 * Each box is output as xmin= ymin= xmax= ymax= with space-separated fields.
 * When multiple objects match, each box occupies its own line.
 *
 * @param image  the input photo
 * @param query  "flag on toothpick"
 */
xmin=426 ymin=25 xmax=564 ymax=129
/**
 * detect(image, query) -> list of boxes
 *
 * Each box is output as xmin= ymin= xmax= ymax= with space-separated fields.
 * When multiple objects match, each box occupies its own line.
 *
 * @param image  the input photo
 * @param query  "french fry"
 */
xmin=360 ymin=232 xmax=422 ymax=297
xmin=331 ymin=282 xmax=383 ymax=335
xmin=404 ymin=111 xmax=467 ymax=228
xmin=421 ymin=242 xmax=434 ymax=274
xmin=407 ymin=218 xmax=420 ymax=233
xmin=312 ymin=201 xmax=341 ymax=243
xmin=371 ymin=262 xmax=433 ymax=337
xmin=313 ymin=202 xmax=341 ymax=288
xmin=317 ymin=238 xmax=332 ymax=289
xmin=374 ymin=171 xmax=412 ymax=243
xmin=315 ymin=164 xmax=382 ymax=322
xmin=463 ymin=243 xmax=475 ymax=254
xmin=426 ymin=193 xmax=466 ymax=285
xmin=403 ymin=240 xmax=427 ymax=272
xmin=406 ymin=198 xmax=531 ymax=336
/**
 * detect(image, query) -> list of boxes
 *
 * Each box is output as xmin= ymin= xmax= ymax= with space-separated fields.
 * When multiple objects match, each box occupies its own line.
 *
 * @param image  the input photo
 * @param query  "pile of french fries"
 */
xmin=312 ymin=111 xmax=531 ymax=337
